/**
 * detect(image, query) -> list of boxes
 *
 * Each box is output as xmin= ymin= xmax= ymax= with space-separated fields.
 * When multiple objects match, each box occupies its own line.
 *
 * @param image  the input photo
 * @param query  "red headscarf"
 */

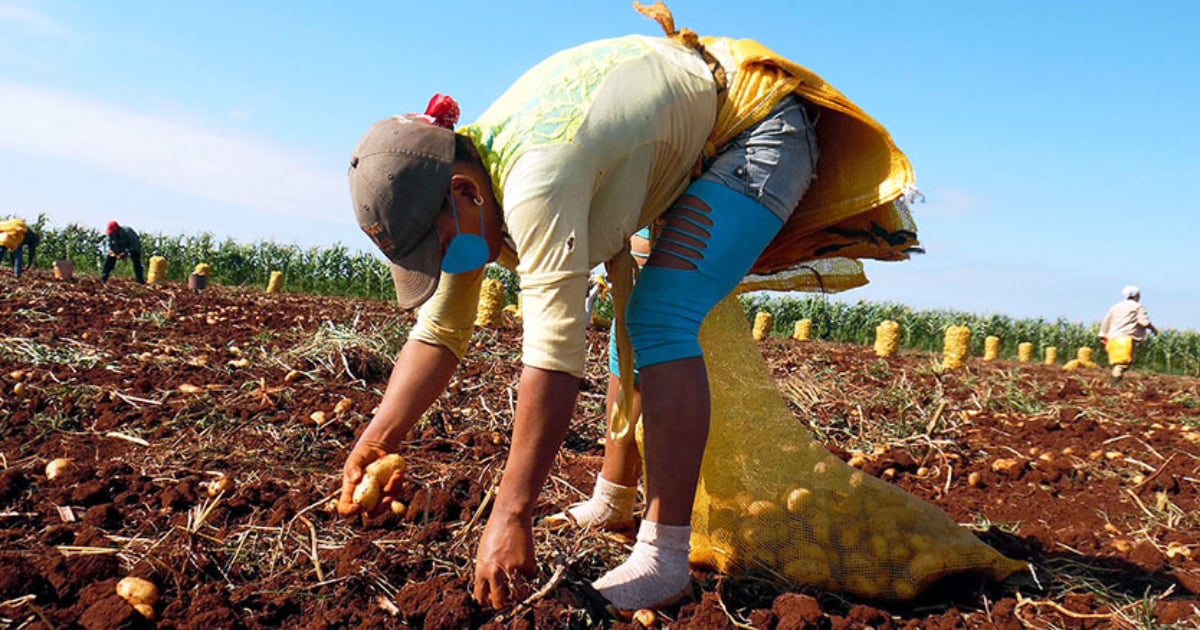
xmin=106 ymin=221 xmax=120 ymax=234
xmin=421 ymin=94 xmax=460 ymax=129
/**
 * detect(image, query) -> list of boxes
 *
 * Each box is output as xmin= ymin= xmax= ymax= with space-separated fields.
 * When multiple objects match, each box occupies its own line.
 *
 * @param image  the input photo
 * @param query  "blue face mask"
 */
xmin=441 ymin=193 xmax=490 ymax=274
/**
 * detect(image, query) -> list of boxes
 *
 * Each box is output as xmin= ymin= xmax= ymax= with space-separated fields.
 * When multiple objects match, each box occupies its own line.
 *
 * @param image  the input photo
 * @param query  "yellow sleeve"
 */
xmin=409 ymin=268 xmax=486 ymax=360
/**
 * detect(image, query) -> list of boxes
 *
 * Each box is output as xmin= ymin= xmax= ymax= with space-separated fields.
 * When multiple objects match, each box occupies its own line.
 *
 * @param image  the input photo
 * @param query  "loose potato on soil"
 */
xmin=116 ymin=576 xmax=159 ymax=620
xmin=45 ymin=457 xmax=72 ymax=480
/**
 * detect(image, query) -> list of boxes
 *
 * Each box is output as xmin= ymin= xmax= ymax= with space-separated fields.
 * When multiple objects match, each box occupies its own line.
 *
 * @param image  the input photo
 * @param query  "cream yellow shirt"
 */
xmin=1099 ymin=299 xmax=1156 ymax=342
xmin=411 ymin=35 xmax=717 ymax=377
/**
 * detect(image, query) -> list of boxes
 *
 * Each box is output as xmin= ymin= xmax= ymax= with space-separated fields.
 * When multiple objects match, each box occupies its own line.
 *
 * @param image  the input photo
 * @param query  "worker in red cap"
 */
xmin=102 ymin=221 xmax=145 ymax=284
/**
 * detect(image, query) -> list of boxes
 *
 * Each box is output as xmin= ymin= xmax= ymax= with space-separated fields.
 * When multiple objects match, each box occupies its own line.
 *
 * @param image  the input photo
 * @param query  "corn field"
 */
xmin=8 ymin=215 xmax=1198 ymax=376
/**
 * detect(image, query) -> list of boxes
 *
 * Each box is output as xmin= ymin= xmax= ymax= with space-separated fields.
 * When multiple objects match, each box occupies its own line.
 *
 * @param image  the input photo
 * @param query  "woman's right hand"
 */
xmin=337 ymin=440 xmax=403 ymax=517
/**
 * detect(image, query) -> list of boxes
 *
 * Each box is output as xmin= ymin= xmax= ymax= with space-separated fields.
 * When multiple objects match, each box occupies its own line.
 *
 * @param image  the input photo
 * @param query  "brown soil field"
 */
xmin=1 ymin=269 xmax=1198 ymax=629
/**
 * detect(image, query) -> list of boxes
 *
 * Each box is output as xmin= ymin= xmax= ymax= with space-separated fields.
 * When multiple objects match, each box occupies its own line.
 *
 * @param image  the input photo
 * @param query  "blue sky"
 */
xmin=1 ymin=1 xmax=1196 ymax=331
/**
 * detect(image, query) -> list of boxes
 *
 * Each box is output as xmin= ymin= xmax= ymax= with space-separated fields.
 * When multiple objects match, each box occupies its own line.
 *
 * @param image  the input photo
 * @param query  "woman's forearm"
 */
xmin=490 ymin=366 xmax=581 ymax=520
xmin=358 ymin=339 xmax=460 ymax=450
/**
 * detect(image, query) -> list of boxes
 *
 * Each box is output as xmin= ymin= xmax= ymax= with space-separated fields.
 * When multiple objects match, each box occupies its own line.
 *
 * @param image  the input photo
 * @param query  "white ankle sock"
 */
xmin=562 ymin=476 xmax=636 ymax=529
xmin=593 ymin=520 xmax=691 ymax=610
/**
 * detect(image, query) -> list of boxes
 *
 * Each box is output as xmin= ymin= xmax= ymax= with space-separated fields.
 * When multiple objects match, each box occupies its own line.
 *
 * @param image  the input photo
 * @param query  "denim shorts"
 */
xmin=698 ymin=94 xmax=819 ymax=222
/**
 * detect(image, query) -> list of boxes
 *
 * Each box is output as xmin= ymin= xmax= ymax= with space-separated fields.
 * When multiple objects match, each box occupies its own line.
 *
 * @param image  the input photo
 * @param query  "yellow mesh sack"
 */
xmin=686 ymin=295 xmax=1025 ymax=600
xmin=267 ymin=270 xmax=284 ymax=293
xmin=874 ymin=320 xmax=900 ymax=358
xmin=475 ymin=278 xmax=506 ymax=327
xmin=0 ymin=219 xmax=28 ymax=251
xmin=146 ymin=256 xmax=168 ymax=284
xmin=1064 ymin=347 xmax=1098 ymax=371
xmin=752 ymin=311 xmax=774 ymax=341
xmin=983 ymin=336 xmax=1000 ymax=361
xmin=940 ymin=325 xmax=971 ymax=370
xmin=1106 ymin=337 xmax=1134 ymax=366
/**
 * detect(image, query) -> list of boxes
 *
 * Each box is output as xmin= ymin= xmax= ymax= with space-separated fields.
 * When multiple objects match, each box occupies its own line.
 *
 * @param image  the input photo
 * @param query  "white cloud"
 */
xmin=0 ymin=3 xmax=68 ymax=37
xmin=0 ymin=80 xmax=345 ymax=221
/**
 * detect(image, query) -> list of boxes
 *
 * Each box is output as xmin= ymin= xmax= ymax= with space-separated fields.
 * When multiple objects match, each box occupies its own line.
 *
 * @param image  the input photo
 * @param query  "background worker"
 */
xmin=1 ymin=219 xmax=39 ymax=279
xmin=102 ymin=220 xmax=145 ymax=284
xmin=1099 ymin=285 xmax=1159 ymax=380
xmin=12 ymin=227 xmax=40 ymax=278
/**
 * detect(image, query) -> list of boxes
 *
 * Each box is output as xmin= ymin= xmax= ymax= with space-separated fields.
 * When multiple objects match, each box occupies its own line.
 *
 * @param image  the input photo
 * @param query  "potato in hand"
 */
xmin=352 ymin=454 xmax=406 ymax=512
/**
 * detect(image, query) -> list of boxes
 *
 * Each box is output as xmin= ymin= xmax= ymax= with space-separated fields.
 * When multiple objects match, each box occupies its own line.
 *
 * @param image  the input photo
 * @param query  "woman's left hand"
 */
xmin=473 ymin=512 xmax=537 ymax=609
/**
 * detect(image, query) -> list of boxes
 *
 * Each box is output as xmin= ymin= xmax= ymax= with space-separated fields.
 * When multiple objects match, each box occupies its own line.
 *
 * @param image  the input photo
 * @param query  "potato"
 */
xmin=890 ymin=579 xmax=920 ymax=601
xmin=132 ymin=602 xmax=157 ymax=621
xmin=738 ymin=523 xmax=785 ymax=547
xmin=848 ymin=470 xmax=867 ymax=488
xmin=333 ymin=398 xmax=354 ymax=415
xmin=116 ymin=576 xmax=159 ymax=606
xmin=868 ymin=534 xmax=889 ymax=560
xmin=908 ymin=551 xmax=945 ymax=580
xmin=783 ymin=555 xmax=831 ymax=587
xmin=389 ymin=500 xmax=407 ymax=517
xmin=808 ymin=512 xmax=832 ymax=544
xmin=206 ymin=476 xmax=234 ymax=497
xmin=844 ymin=573 xmax=890 ymax=598
xmin=632 ymin=609 xmax=657 ymax=627
xmin=838 ymin=525 xmax=862 ymax=549
xmin=746 ymin=500 xmax=783 ymax=524
xmin=907 ymin=533 xmax=933 ymax=552
xmin=45 ymin=458 xmax=72 ymax=480
xmin=784 ymin=487 xmax=812 ymax=514
xmin=732 ymin=490 xmax=756 ymax=510
xmin=706 ymin=505 xmax=738 ymax=532
xmin=352 ymin=454 xmax=406 ymax=511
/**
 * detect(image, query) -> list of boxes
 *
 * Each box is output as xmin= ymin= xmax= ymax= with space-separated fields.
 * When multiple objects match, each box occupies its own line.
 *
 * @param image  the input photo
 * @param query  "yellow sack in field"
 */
xmin=0 ymin=219 xmax=28 ymax=251
xmin=146 ymin=256 xmax=168 ymax=284
xmin=1106 ymin=337 xmax=1134 ymax=366
xmin=684 ymin=295 xmax=1025 ymax=600
xmin=267 ymin=270 xmax=285 ymax=293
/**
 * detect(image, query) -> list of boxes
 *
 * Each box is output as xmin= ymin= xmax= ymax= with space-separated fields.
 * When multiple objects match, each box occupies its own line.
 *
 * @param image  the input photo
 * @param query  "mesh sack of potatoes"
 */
xmin=0 ymin=219 xmax=27 ymax=250
xmin=672 ymin=295 xmax=1026 ymax=600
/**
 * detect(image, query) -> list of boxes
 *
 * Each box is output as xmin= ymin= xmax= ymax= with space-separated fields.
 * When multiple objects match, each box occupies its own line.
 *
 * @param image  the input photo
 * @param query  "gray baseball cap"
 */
xmin=349 ymin=115 xmax=454 ymax=308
